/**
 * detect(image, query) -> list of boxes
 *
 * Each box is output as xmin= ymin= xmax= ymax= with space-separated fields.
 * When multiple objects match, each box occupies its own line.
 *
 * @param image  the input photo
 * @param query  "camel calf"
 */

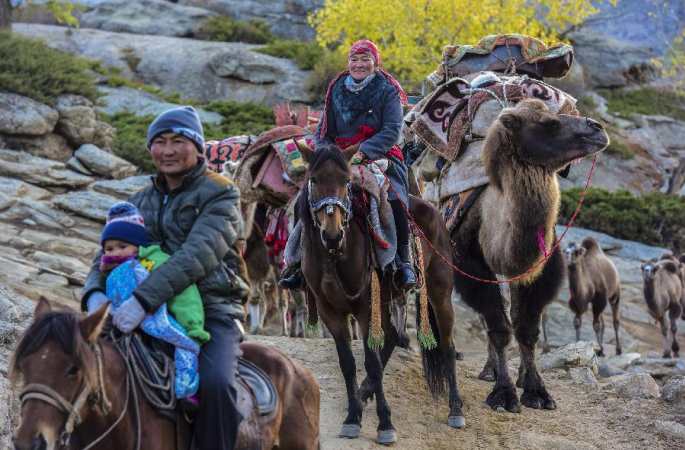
xmin=641 ymin=258 xmax=683 ymax=358
xmin=564 ymin=237 xmax=621 ymax=356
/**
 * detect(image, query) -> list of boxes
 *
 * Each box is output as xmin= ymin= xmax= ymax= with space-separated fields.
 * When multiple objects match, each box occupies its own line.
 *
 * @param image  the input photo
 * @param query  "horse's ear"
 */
xmin=342 ymin=143 xmax=360 ymax=162
xmin=80 ymin=302 xmax=110 ymax=344
xmin=34 ymin=297 xmax=51 ymax=319
xmin=295 ymin=138 xmax=315 ymax=163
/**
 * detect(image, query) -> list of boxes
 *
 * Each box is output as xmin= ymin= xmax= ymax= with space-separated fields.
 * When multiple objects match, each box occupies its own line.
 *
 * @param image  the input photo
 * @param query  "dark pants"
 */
xmin=390 ymin=199 xmax=410 ymax=258
xmin=196 ymin=317 xmax=243 ymax=450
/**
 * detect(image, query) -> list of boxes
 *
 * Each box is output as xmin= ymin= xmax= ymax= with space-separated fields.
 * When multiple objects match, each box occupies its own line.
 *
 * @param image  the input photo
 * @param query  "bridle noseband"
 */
xmin=307 ymin=178 xmax=353 ymax=254
xmin=19 ymin=341 xmax=133 ymax=450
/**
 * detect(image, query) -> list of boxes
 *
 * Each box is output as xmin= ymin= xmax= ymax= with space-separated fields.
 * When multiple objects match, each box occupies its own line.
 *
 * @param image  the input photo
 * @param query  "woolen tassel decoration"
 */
xmin=416 ymin=238 xmax=437 ymax=350
xmin=368 ymin=271 xmax=384 ymax=350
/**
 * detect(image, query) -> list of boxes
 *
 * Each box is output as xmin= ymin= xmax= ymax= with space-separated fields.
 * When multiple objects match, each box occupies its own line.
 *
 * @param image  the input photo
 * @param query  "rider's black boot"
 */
xmin=279 ymin=263 xmax=304 ymax=290
xmin=396 ymin=243 xmax=417 ymax=290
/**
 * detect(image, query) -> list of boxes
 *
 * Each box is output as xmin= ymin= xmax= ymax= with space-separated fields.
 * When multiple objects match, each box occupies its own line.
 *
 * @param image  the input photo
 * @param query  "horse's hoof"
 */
xmin=339 ymin=423 xmax=361 ymax=439
xmin=448 ymin=415 xmax=466 ymax=429
xmin=376 ymin=429 xmax=397 ymax=445
xmin=455 ymin=351 xmax=464 ymax=361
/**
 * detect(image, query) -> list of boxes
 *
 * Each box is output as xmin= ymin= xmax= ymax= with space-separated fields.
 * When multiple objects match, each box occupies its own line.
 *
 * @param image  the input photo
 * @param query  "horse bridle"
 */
xmin=307 ymin=178 xmax=353 ymax=253
xmin=19 ymin=341 xmax=136 ymax=450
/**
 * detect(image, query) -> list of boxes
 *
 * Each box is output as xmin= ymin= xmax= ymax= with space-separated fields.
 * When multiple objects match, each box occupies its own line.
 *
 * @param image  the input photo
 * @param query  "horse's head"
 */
xmin=297 ymin=141 xmax=358 ymax=253
xmin=11 ymin=299 xmax=110 ymax=450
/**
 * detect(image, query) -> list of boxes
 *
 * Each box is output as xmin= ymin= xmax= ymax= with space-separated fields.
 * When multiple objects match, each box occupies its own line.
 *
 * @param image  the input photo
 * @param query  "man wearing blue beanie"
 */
xmin=82 ymin=106 xmax=247 ymax=450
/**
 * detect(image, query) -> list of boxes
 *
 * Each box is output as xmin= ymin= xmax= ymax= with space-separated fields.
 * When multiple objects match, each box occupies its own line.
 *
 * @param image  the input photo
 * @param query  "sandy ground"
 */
xmin=251 ymin=333 xmax=681 ymax=450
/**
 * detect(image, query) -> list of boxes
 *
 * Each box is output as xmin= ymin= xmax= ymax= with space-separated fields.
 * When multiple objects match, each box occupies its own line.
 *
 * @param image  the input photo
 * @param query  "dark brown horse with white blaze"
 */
xmin=11 ymin=299 xmax=320 ymax=450
xmin=296 ymin=142 xmax=464 ymax=445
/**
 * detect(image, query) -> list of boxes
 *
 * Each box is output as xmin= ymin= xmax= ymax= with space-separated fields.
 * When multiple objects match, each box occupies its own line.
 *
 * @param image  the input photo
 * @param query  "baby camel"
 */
xmin=564 ymin=237 xmax=621 ymax=356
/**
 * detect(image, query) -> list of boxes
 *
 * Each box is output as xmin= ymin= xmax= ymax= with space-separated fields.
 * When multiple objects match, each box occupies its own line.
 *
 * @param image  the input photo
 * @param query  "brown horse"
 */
xmin=11 ymin=299 xmax=320 ymax=450
xmin=297 ymin=143 xmax=464 ymax=445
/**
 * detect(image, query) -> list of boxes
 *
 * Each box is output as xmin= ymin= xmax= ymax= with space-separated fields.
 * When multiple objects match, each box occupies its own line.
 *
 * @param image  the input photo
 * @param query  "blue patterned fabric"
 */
xmin=106 ymin=260 xmax=200 ymax=398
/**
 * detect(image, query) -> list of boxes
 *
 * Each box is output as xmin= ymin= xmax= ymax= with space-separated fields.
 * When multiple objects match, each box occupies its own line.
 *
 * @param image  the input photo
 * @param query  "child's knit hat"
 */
xmin=100 ymin=202 xmax=150 ymax=247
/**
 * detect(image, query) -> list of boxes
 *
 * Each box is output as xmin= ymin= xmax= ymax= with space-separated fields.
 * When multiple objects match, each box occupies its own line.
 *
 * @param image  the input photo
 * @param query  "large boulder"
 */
xmin=2 ymin=132 xmax=72 ymax=162
xmin=54 ymin=94 xmax=99 ymax=146
xmin=539 ymin=341 xmax=598 ymax=372
xmin=74 ymin=144 xmax=138 ymax=179
xmin=80 ymin=0 xmax=216 ymax=37
xmin=0 ymin=92 xmax=58 ymax=136
xmin=0 ymin=149 xmax=94 ymax=188
xmin=90 ymin=175 xmax=151 ymax=198
xmin=570 ymin=0 xmax=685 ymax=88
xmin=12 ymin=24 xmax=313 ymax=105
xmin=52 ymin=190 xmax=123 ymax=222
xmin=606 ymin=372 xmax=660 ymax=399
xmin=179 ymin=0 xmax=324 ymax=41
xmin=97 ymin=86 xmax=223 ymax=124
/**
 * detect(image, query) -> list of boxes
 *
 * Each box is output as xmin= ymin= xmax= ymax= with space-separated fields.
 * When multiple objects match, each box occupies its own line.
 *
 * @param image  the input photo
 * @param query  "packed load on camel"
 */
xmin=403 ymin=34 xmax=578 ymax=232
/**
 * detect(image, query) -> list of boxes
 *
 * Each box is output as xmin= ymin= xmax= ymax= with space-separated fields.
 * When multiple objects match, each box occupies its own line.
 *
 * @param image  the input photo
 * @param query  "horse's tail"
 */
xmin=415 ymin=296 xmax=454 ymax=399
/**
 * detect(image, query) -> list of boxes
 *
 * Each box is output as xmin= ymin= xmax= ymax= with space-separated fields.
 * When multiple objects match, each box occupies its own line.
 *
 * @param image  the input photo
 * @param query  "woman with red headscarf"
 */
xmin=280 ymin=39 xmax=416 ymax=290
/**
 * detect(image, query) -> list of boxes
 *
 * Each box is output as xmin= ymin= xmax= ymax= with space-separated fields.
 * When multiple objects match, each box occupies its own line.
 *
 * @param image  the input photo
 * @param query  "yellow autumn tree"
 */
xmin=310 ymin=0 xmax=614 ymax=88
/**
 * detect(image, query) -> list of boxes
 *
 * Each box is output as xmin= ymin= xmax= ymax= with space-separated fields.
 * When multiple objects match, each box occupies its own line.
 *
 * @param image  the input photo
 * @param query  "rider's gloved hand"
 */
xmin=112 ymin=295 xmax=146 ymax=333
xmin=86 ymin=291 xmax=110 ymax=315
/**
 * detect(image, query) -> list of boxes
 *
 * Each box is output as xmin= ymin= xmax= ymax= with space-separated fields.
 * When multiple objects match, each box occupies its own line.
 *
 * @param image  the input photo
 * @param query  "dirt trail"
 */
xmin=252 ymin=335 xmax=678 ymax=450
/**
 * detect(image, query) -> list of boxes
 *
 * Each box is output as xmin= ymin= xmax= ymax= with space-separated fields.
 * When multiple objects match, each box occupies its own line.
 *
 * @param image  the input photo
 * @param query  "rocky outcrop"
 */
xmin=97 ymin=86 xmax=223 ymax=124
xmin=80 ymin=0 xmax=216 ymax=37
xmin=569 ymin=0 xmax=685 ymax=88
xmin=73 ymin=144 xmax=137 ymax=179
xmin=0 ymin=92 xmax=58 ymax=135
xmin=179 ymin=0 xmax=323 ymax=40
xmin=11 ymin=24 xmax=313 ymax=105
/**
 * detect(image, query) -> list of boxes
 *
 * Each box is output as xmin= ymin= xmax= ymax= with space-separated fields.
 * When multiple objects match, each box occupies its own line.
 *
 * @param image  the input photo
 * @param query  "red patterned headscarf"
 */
xmin=319 ymin=39 xmax=408 ymax=140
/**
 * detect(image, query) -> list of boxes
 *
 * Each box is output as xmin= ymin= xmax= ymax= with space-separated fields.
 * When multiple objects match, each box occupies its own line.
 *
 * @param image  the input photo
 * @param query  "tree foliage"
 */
xmin=310 ymin=0 xmax=613 ymax=88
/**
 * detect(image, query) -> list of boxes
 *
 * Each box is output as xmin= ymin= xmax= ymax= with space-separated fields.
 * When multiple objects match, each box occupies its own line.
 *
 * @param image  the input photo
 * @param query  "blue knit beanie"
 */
xmin=100 ymin=202 xmax=150 ymax=247
xmin=146 ymin=106 xmax=205 ymax=153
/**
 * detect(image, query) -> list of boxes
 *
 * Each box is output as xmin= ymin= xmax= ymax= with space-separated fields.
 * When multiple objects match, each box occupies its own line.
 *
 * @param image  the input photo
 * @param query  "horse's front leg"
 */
xmin=324 ymin=309 xmax=363 ymax=439
xmin=358 ymin=312 xmax=397 ymax=445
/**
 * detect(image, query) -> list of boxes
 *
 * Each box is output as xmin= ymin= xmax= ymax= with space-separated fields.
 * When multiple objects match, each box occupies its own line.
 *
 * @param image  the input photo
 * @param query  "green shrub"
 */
xmin=0 ymin=31 xmax=98 ymax=104
xmin=203 ymin=100 xmax=274 ymax=137
xmin=197 ymin=16 xmax=274 ymax=44
xmin=103 ymin=112 xmax=157 ymax=173
xmin=257 ymin=40 xmax=324 ymax=70
xmin=598 ymin=87 xmax=685 ymax=121
xmin=306 ymin=50 xmax=347 ymax=102
xmin=560 ymin=188 xmax=685 ymax=252
xmin=102 ymin=101 xmax=275 ymax=173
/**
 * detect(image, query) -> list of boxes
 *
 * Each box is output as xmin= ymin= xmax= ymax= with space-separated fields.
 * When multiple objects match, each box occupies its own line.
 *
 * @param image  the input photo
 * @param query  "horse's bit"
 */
xmin=19 ymin=342 xmax=135 ymax=450
xmin=307 ymin=178 xmax=353 ymax=253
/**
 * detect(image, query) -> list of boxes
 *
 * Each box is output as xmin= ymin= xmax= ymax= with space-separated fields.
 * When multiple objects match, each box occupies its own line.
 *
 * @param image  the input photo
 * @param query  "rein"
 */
xmin=19 ymin=340 xmax=138 ymax=450
xmin=383 ymin=155 xmax=599 ymax=285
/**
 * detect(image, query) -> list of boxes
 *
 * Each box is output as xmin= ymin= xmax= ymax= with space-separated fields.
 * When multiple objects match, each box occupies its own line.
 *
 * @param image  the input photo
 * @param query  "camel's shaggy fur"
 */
xmin=642 ymin=257 xmax=683 ymax=358
xmin=564 ymin=237 xmax=622 ymax=356
xmin=451 ymin=99 xmax=609 ymax=413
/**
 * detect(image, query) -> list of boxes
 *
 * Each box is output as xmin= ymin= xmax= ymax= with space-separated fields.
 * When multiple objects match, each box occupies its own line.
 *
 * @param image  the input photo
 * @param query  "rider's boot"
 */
xmin=396 ymin=243 xmax=417 ymax=290
xmin=278 ymin=262 xmax=304 ymax=290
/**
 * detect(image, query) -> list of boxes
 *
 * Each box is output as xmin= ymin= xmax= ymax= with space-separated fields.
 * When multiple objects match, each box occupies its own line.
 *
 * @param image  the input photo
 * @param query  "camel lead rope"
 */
xmin=368 ymin=270 xmax=384 ymax=350
xmin=415 ymin=237 xmax=437 ymax=350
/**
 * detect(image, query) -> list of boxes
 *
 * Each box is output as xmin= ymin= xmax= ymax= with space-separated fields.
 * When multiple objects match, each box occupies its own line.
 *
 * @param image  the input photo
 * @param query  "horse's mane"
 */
xmin=10 ymin=311 xmax=87 ymax=382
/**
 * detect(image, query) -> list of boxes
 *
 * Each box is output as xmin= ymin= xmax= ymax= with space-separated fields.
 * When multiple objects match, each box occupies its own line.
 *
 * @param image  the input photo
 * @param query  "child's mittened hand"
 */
xmin=112 ymin=295 xmax=146 ymax=333
xmin=87 ymin=291 xmax=110 ymax=315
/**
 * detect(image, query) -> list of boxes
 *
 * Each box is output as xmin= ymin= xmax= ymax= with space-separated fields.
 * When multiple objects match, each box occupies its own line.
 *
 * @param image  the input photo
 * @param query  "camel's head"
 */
xmin=492 ymin=99 xmax=609 ymax=172
xmin=640 ymin=259 xmax=679 ymax=282
xmin=564 ymin=242 xmax=586 ymax=267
